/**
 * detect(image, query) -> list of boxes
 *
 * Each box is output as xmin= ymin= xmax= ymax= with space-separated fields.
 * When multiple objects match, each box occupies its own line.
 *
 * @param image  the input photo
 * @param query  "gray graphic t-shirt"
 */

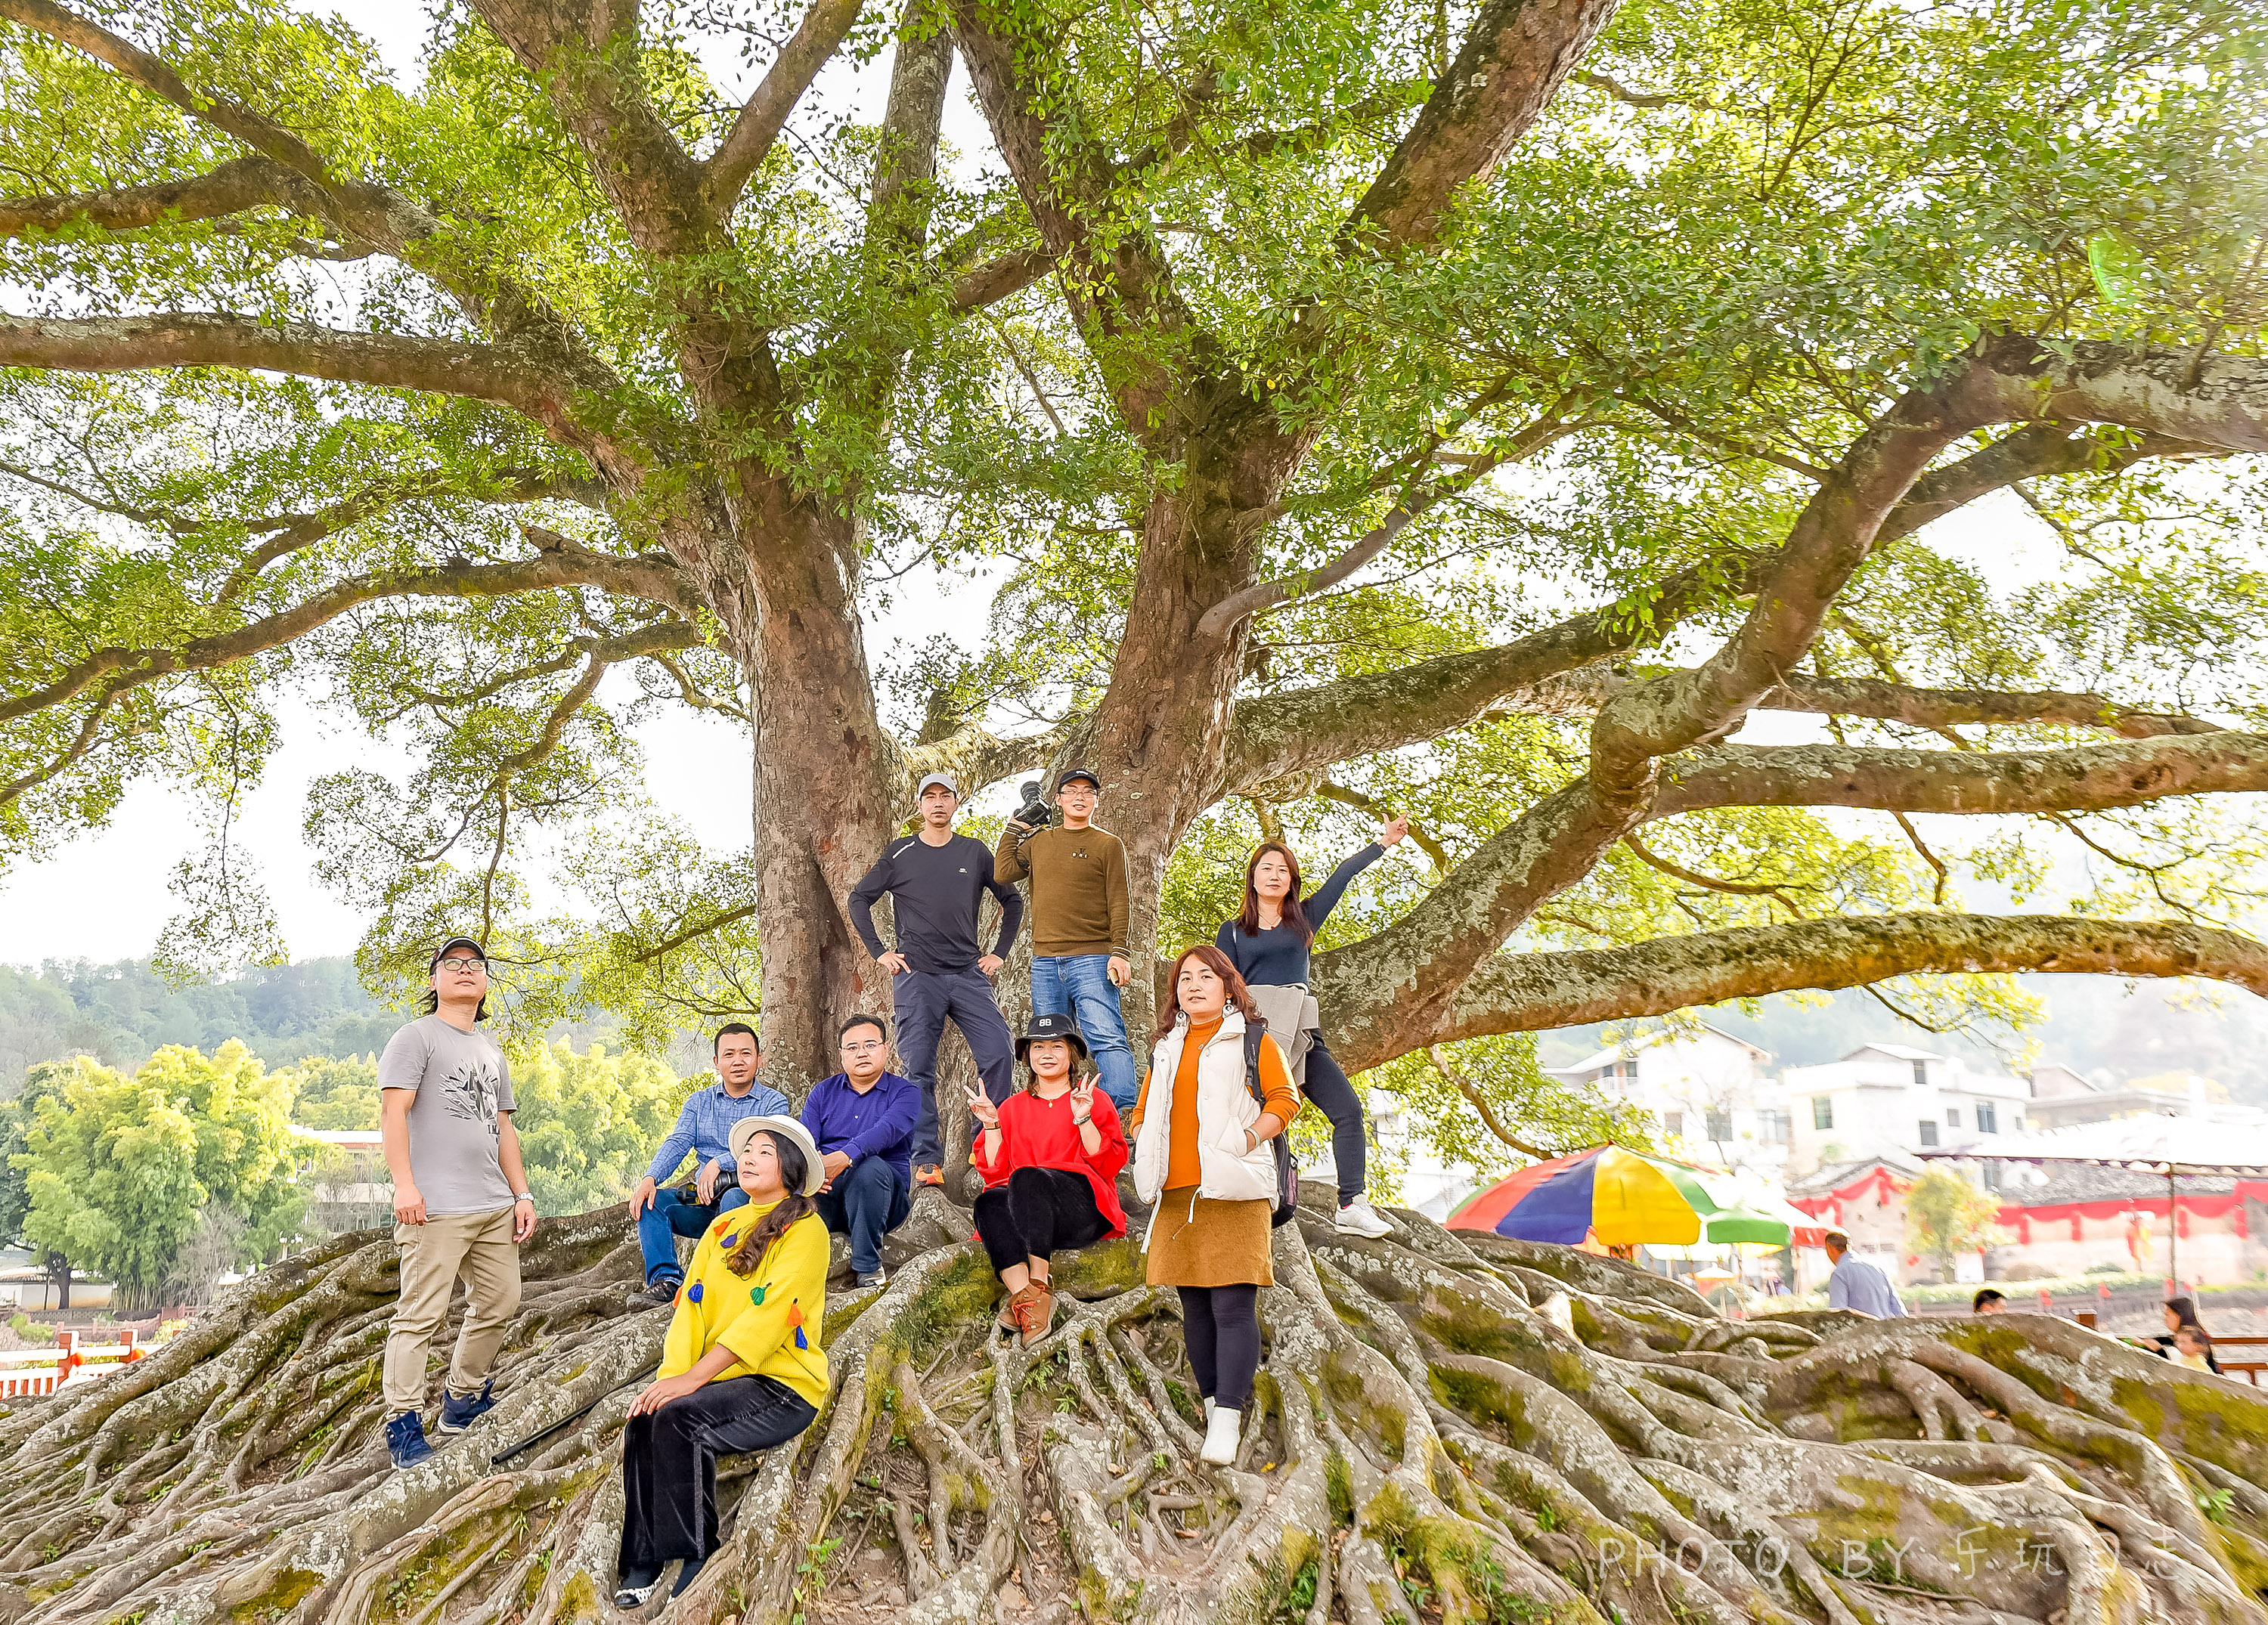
xmin=378 ymin=1014 xmax=517 ymax=1216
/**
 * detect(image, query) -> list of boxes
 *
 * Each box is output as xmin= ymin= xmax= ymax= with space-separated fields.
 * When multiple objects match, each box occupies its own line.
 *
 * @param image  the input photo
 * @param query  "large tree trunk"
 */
xmin=5 ymin=1196 xmax=2261 ymax=1625
xmin=728 ymin=501 xmax=897 ymax=1089
xmin=1082 ymin=464 xmax=1278 ymax=1044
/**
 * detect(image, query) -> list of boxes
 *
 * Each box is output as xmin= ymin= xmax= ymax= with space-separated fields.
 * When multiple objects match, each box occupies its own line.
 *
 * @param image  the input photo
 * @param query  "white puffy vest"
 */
xmin=1132 ymin=1010 xmax=1284 ymax=1221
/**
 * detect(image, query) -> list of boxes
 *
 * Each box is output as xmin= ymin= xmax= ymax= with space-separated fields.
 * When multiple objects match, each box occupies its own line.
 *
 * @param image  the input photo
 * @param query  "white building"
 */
xmin=1545 ymin=1023 xmax=1783 ymax=1175
xmin=1780 ymin=1043 xmax=2031 ymax=1178
xmin=2026 ymin=1066 xmax=2268 ymax=1133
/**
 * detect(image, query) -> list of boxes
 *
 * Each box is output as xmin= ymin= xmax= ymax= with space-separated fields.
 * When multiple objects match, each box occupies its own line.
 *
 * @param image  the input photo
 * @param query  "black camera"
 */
xmin=1012 ymin=780 xmax=1055 ymax=830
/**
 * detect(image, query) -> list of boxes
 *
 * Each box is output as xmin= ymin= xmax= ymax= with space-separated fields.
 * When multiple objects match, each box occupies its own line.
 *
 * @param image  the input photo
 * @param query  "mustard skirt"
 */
xmin=1145 ymin=1187 xmax=1275 ymax=1287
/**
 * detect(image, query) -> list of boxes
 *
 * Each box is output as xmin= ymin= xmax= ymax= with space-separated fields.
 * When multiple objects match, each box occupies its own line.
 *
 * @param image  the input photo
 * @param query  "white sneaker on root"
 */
xmin=1199 ymin=1407 xmax=1241 ymax=1466
xmin=1334 ymin=1199 xmax=1394 ymax=1238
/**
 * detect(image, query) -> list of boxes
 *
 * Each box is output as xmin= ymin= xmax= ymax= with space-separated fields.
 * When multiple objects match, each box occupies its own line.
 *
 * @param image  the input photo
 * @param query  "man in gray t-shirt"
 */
xmin=377 ymin=937 xmax=538 ymax=1469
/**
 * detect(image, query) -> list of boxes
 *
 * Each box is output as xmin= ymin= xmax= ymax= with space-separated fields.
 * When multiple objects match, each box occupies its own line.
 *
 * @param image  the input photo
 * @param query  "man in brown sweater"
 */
xmin=996 ymin=767 xmax=1136 ymax=1112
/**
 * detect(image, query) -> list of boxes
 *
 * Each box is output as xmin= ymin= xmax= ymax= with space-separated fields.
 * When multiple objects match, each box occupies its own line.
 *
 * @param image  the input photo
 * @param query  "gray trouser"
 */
xmin=892 ymin=967 xmax=1015 ymax=1167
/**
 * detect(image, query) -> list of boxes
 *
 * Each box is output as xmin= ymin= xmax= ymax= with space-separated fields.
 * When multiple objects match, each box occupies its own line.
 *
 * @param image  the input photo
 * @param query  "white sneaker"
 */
xmin=1335 ymin=1199 xmax=1395 ymax=1238
xmin=1199 ymin=1407 xmax=1241 ymax=1466
xmin=1203 ymin=1396 xmax=1216 ymax=1425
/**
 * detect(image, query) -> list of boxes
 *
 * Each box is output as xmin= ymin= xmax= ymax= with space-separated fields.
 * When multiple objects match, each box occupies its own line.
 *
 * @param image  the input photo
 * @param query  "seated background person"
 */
xmin=628 ymin=1023 xmax=792 ymax=1309
xmin=615 ymin=1116 xmax=828 ymax=1607
xmin=801 ymin=1014 xmax=919 ymax=1289
xmin=969 ymin=1013 xmax=1127 ymax=1345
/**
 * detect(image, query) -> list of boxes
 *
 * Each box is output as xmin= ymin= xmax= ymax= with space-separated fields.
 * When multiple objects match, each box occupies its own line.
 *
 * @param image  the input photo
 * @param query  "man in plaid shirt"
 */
xmin=627 ymin=1023 xmax=792 ymax=1308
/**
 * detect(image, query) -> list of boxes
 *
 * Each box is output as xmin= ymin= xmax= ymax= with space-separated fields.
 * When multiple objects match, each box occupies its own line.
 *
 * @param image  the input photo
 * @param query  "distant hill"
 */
xmin=0 ymin=958 xmax=397 ymax=1091
xmin=1536 ymin=974 xmax=2268 ymax=1106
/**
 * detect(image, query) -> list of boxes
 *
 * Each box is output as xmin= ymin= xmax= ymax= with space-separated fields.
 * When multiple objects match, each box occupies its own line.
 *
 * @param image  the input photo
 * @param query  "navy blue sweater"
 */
xmin=1213 ymin=843 xmax=1384 ymax=986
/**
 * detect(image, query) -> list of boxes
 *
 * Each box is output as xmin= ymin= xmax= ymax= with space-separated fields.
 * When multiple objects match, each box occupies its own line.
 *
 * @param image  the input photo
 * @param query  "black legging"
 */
xmin=974 ymin=1166 xmax=1112 ymax=1276
xmin=1177 ymin=1284 xmax=1262 ymax=1412
xmin=618 ymin=1375 xmax=817 ymax=1570
xmin=1300 ymin=1035 xmax=1368 ymax=1205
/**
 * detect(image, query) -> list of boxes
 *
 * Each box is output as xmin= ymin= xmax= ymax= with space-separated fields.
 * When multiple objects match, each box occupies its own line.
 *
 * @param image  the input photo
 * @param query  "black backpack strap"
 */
xmin=1244 ymin=1020 xmax=1267 ymax=1105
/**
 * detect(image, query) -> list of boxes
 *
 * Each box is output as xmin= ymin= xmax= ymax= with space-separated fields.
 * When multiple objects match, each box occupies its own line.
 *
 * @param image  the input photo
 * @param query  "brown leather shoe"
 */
xmin=997 ymin=1289 xmax=1024 ymax=1336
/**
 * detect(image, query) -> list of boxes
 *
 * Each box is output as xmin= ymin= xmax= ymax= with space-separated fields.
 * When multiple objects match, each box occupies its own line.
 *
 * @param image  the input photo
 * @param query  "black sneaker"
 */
xmin=437 ymin=1379 xmax=497 ymax=1434
xmin=386 ymin=1410 xmax=435 ymax=1469
xmin=627 ymin=1276 xmax=681 ymax=1311
xmin=856 ymin=1268 xmax=888 ymax=1290
xmin=613 ymin=1564 xmax=664 ymax=1608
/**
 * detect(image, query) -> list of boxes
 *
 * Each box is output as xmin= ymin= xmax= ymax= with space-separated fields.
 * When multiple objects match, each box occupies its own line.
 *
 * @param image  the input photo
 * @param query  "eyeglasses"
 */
xmin=438 ymin=956 xmax=486 ymax=970
xmin=841 ymin=1039 xmax=887 ymax=1054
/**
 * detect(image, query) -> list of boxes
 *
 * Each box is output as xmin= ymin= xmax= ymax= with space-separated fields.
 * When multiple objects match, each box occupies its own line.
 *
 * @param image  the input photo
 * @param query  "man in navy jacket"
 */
xmin=801 ymin=1014 xmax=920 ymax=1289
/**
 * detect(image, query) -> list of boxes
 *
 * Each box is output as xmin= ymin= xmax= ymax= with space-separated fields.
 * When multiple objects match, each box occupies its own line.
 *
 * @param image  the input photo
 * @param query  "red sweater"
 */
xmin=979 ymin=1088 xmax=1129 ymax=1238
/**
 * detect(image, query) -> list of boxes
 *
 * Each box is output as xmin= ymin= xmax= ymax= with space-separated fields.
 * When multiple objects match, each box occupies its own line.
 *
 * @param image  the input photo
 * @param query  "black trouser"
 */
xmin=1177 ymin=1284 xmax=1262 ymax=1412
xmin=618 ymin=1376 xmax=818 ymax=1571
xmin=1300 ymin=1035 xmax=1368 ymax=1205
xmin=973 ymin=1167 xmax=1111 ymax=1275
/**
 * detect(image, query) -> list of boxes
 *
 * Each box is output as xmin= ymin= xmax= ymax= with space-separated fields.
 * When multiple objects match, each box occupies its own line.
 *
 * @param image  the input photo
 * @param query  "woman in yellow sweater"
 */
xmin=615 ymin=1115 xmax=830 ymax=1607
xmin=1129 ymin=944 xmax=1300 ymax=1466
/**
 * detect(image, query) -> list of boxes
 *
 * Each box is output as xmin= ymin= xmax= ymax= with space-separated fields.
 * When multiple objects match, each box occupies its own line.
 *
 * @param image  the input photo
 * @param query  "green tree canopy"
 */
xmin=16 ymin=1041 xmax=304 ymax=1301
xmin=504 ymin=1040 xmax=693 ymax=1215
xmin=0 ymin=0 xmax=2261 ymax=1187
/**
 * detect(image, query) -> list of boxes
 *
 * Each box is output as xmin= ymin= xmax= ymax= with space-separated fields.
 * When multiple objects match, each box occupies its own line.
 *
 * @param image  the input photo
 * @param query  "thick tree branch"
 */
xmin=0 ymin=154 xmax=324 ymax=238
xmin=1586 ymin=360 xmax=2008 ymax=805
xmin=1346 ymin=0 xmax=1619 ymax=251
xmin=1757 ymin=676 xmax=2217 ymax=739
xmin=0 ymin=692 xmax=124 ymax=808
xmin=1650 ymin=730 xmax=2268 ymax=821
xmin=0 ymin=0 xmax=616 ymax=397
xmin=950 ymin=244 xmax=1055 ymax=311
xmin=893 ymin=717 xmax=1074 ymax=806
xmin=1419 ymin=914 xmax=2268 ymax=1057
xmin=950 ymin=0 xmax=1196 ymax=438
xmin=465 ymin=0 xmax=708 ymax=254
xmin=0 ymin=312 xmax=575 ymax=426
xmin=1973 ymin=336 xmax=2268 ymax=457
xmin=1877 ymin=421 xmax=2220 ymax=542
xmin=1219 ymin=551 xmax=1771 ymax=797
xmin=0 ymin=549 xmax=698 ymax=728
xmin=702 ymin=0 xmax=870 ymax=220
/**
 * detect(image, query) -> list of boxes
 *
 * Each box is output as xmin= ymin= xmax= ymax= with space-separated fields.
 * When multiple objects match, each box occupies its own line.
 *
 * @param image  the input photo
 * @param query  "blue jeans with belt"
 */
xmin=638 ymin=1184 xmax=750 ymax=1285
xmin=1030 ymin=953 xmax=1136 ymax=1112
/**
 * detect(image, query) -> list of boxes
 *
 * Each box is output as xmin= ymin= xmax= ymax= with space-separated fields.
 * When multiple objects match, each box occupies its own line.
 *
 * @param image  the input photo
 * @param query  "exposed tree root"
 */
xmin=0 ymin=1192 xmax=2261 ymax=1625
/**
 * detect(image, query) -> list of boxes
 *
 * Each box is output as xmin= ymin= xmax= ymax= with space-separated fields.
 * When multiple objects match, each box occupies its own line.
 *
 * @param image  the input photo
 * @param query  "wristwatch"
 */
xmin=513 ymin=1192 xmax=534 ymax=1204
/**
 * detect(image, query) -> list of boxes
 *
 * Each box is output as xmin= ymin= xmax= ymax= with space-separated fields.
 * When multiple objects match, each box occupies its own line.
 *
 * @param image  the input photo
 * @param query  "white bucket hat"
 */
xmin=730 ymin=1115 xmax=826 ymax=1197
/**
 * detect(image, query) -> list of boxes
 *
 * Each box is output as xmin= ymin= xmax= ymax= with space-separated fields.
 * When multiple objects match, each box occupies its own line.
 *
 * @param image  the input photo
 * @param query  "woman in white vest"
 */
xmin=1128 ymin=944 xmax=1301 ymax=1466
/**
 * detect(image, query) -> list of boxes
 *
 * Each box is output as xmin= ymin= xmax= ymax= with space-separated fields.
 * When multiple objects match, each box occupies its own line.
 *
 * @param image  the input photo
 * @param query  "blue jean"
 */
xmin=813 ymin=1156 xmax=912 ymax=1276
xmin=1030 ymin=954 xmax=1136 ymax=1112
xmin=638 ymin=1184 xmax=750 ymax=1284
xmin=894 ymin=967 xmax=1017 ymax=1168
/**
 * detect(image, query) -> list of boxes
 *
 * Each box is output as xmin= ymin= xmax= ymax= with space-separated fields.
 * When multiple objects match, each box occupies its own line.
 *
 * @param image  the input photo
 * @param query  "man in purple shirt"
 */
xmin=801 ymin=1014 xmax=919 ymax=1289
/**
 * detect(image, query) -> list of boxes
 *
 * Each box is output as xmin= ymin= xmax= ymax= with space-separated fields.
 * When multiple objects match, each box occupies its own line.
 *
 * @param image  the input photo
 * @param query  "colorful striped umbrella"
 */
xmin=1447 ymin=1146 xmax=1806 ymax=1246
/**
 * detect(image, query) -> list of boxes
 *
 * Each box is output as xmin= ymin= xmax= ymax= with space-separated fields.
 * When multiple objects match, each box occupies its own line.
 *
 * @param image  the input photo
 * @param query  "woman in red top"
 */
xmin=968 ymin=1012 xmax=1129 ymax=1345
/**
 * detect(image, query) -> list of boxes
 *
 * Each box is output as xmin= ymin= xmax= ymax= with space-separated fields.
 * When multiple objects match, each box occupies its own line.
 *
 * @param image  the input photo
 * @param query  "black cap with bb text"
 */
xmin=1016 ymin=1011 xmax=1091 ymax=1063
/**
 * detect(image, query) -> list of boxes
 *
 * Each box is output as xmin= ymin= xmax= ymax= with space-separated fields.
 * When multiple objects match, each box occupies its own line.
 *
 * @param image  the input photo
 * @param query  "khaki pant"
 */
xmin=383 ymin=1206 xmax=522 ymax=1416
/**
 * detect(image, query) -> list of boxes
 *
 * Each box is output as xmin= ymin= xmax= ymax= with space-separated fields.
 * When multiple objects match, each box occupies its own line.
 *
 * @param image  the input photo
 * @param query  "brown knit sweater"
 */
xmin=993 ymin=823 xmax=1131 ymax=958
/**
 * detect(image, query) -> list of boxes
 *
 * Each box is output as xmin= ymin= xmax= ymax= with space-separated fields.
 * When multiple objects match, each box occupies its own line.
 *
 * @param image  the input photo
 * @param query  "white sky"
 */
xmin=0 ymin=5 xmax=2103 ymax=966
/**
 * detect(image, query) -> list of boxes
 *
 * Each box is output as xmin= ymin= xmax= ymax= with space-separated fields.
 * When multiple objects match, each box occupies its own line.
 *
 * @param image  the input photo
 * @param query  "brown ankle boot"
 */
xmin=1022 ymin=1281 xmax=1056 ymax=1347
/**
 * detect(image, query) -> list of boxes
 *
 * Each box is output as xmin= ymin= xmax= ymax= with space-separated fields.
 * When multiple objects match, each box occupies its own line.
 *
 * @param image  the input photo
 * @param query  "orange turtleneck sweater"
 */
xmin=1130 ymin=1016 xmax=1299 ymax=1190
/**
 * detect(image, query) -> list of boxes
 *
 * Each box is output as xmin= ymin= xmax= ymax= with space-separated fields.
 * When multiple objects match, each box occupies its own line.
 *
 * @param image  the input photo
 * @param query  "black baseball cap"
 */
xmin=1016 ymin=1011 xmax=1090 ymax=1063
xmin=1055 ymin=766 xmax=1101 ymax=791
xmin=431 ymin=936 xmax=487 ymax=970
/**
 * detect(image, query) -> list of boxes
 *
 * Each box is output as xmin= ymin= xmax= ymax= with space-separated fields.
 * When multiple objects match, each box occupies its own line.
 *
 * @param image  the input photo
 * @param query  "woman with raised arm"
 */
xmin=615 ymin=1116 xmax=829 ymax=1608
xmin=968 ymin=1012 xmax=1129 ymax=1346
xmin=1129 ymin=945 xmax=1301 ymax=1466
xmin=1215 ymin=816 xmax=1408 ymax=1238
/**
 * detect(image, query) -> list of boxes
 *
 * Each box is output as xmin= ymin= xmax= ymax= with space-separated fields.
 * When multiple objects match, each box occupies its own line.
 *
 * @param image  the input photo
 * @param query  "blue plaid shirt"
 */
xmin=646 ymin=1079 xmax=795 ymax=1184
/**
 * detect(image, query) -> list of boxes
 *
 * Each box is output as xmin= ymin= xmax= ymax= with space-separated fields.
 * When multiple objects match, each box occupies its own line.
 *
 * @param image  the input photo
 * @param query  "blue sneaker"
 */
xmin=386 ymin=1410 xmax=435 ymax=1469
xmin=438 ymin=1380 xmax=497 ymax=1434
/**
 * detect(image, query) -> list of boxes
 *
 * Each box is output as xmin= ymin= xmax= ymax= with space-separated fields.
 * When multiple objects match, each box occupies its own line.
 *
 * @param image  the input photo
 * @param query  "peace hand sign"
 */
xmin=966 ymin=1085 xmax=1001 ymax=1130
xmin=1068 ymin=1076 xmax=1097 ymax=1122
